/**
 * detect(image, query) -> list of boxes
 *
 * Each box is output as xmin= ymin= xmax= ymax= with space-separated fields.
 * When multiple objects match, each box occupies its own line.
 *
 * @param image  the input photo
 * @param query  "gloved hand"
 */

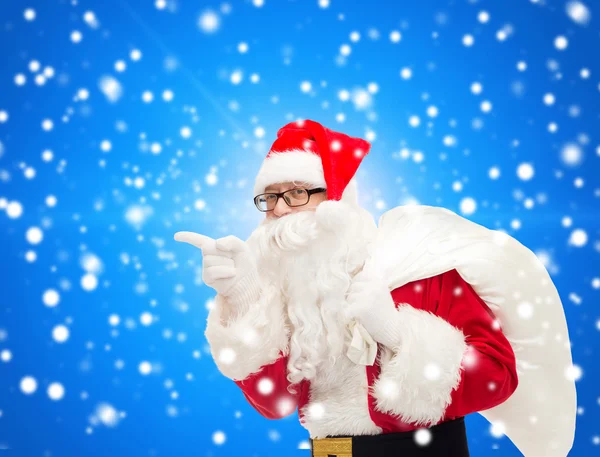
xmin=174 ymin=232 xmax=261 ymax=306
xmin=344 ymin=266 xmax=403 ymax=350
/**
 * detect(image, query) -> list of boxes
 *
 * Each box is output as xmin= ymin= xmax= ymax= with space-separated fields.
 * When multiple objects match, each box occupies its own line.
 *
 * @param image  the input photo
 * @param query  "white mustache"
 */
xmin=256 ymin=210 xmax=321 ymax=252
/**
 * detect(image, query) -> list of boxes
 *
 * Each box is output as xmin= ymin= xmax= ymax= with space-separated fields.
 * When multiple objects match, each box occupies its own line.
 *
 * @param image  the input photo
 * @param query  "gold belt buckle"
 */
xmin=311 ymin=436 xmax=353 ymax=457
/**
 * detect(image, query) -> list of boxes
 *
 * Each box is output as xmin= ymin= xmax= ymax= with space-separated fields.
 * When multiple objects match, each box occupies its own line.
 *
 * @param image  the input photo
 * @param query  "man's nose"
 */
xmin=272 ymin=197 xmax=292 ymax=217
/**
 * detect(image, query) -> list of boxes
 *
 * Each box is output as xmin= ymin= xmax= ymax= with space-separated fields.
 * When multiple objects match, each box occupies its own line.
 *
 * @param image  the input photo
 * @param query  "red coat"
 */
xmin=232 ymin=268 xmax=518 ymax=433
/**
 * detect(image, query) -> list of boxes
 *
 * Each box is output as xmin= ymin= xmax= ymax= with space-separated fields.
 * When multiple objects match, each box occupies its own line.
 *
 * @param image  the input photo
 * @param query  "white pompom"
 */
xmin=315 ymin=200 xmax=355 ymax=232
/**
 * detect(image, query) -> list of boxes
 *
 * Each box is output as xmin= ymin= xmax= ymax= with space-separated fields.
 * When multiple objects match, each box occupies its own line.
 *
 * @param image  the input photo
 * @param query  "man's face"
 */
xmin=263 ymin=182 xmax=328 ymax=220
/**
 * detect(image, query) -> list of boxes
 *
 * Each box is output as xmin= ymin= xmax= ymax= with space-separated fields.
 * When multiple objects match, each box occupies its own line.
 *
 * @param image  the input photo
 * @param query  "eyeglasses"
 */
xmin=254 ymin=187 xmax=327 ymax=212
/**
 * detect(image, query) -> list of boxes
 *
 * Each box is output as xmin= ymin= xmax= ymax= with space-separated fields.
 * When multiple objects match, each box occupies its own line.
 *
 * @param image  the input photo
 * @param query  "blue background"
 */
xmin=0 ymin=0 xmax=599 ymax=456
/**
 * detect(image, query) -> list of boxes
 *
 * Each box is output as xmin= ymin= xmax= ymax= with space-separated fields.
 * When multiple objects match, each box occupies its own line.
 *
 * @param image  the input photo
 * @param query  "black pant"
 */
xmin=310 ymin=417 xmax=470 ymax=457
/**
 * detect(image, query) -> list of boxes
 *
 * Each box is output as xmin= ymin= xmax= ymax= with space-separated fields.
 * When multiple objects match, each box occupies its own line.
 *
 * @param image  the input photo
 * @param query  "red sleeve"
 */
xmin=434 ymin=269 xmax=519 ymax=419
xmin=233 ymin=352 xmax=299 ymax=420
xmin=368 ymin=268 xmax=520 ymax=427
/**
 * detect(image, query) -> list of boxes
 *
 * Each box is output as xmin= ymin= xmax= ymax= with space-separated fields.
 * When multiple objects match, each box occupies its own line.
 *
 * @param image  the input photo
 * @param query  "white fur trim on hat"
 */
xmin=253 ymin=150 xmax=326 ymax=196
xmin=254 ymin=149 xmax=359 ymax=206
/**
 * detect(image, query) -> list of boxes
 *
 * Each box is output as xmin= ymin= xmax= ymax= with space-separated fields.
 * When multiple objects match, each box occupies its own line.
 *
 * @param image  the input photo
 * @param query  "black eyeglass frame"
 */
xmin=253 ymin=187 xmax=327 ymax=212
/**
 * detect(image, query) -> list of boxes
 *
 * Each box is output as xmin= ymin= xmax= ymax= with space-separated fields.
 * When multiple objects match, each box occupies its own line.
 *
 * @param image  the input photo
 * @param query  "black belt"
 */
xmin=309 ymin=417 xmax=470 ymax=457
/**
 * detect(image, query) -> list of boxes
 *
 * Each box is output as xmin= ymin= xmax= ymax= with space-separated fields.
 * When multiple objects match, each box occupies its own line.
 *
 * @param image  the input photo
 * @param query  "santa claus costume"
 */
xmin=203 ymin=119 xmax=577 ymax=457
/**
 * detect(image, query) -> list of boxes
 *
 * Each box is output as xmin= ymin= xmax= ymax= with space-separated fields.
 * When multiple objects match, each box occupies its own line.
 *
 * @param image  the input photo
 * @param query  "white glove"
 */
xmin=345 ymin=267 xmax=403 ymax=350
xmin=174 ymin=232 xmax=261 ymax=306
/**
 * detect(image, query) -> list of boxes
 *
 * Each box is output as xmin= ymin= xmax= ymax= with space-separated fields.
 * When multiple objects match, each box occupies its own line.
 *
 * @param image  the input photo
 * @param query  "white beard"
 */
xmin=246 ymin=201 xmax=377 ymax=387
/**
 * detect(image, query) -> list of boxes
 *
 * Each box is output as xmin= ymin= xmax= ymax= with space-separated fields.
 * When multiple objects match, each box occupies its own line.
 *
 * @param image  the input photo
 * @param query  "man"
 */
xmin=174 ymin=120 xmax=576 ymax=457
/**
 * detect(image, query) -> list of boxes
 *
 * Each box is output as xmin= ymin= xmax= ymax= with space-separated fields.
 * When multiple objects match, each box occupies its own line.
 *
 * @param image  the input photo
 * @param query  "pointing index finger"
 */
xmin=174 ymin=232 xmax=216 ymax=251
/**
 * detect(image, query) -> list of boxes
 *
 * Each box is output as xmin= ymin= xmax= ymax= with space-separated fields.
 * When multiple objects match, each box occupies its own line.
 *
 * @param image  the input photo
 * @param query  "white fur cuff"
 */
xmin=371 ymin=305 xmax=468 ymax=426
xmin=204 ymin=287 xmax=290 ymax=381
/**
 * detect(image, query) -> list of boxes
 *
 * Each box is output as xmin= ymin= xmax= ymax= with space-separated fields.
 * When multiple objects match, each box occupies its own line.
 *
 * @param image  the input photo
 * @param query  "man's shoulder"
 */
xmin=390 ymin=269 xmax=459 ymax=291
xmin=389 ymin=269 xmax=464 ymax=309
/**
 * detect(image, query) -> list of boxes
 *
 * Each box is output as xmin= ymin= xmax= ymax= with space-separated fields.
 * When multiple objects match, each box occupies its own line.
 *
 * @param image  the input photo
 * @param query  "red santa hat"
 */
xmin=253 ymin=119 xmax=371 ymax=206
